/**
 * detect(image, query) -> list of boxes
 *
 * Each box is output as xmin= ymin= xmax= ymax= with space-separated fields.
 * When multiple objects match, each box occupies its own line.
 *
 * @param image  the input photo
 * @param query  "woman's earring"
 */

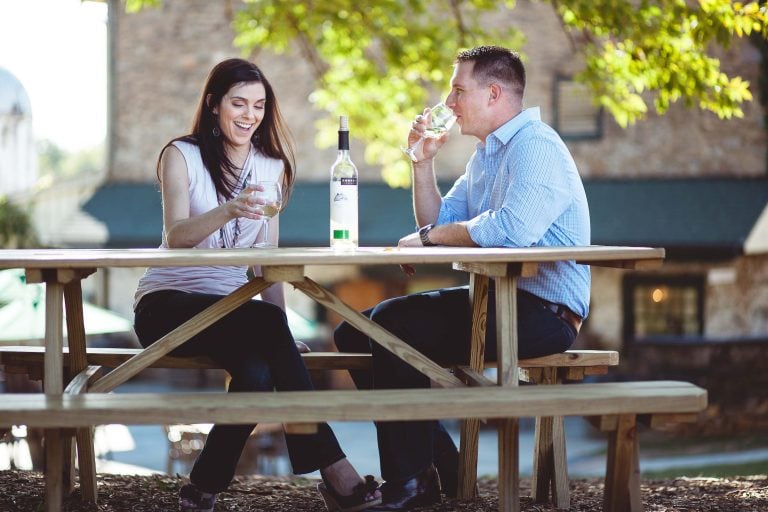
xmin=212 ymin=126 xmax=221 ymax=137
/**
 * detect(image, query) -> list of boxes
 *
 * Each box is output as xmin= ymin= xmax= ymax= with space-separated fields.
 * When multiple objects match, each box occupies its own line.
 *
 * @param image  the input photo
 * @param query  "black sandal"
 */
xmin=317 ymin=475 xmax=382 ymax=512
xmin=179 ymin=483 xmax=217 ymax=512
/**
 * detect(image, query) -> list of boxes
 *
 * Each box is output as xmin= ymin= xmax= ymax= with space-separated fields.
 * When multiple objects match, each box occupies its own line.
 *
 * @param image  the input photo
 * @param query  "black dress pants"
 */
xmin=134 ymin=289 xmax=345 ymax=493
xmin=334 ymin=285 xmax=577 ymax=484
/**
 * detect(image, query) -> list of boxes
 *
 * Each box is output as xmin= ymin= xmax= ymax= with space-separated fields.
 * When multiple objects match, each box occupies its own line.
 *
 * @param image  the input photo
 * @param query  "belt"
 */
xmin=541 ymin=300 xmax=582 ymax=333
xmin=492 ymin=285 xmax=583 ymax=333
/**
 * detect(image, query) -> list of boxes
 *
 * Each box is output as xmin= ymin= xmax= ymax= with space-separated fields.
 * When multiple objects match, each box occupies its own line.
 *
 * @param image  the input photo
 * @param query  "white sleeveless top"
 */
xmin=134 ymin=140 xmax=283 ymax=308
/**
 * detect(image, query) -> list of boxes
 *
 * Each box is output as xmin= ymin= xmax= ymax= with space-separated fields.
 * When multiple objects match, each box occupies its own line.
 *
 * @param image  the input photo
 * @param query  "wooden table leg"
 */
xmin=43 ymin=279 xmax=64 ymax=512
xmin=551 ymin=416 xmax=569 ymax=508
xmin=458 ymin=273 xmax=488 ymax=499
xmin=495 ymin=275 xmax=519 ymax=512
xmin=604 ymin=414 xmax=642 ymax=512
xmin=532 ymin=367 xmax=570 ymax=509
xmin=45 ymin=428 xmax=64 ymax=512
xmin=498 ymin=418 xmax=519 ymax=512
xmin=62 ymin=436 xmax=75 ymax=495
xmin=64 ymin=280 xmax=98 ymax=503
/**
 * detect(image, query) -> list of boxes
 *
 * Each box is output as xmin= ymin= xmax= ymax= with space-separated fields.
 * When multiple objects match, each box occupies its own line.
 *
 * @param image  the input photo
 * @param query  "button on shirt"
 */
xmin=435 ymin=107 xmax=591 ymax=318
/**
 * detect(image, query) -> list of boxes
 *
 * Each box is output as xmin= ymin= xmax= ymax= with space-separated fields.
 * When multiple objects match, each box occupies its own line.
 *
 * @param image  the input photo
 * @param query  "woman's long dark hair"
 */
xmin=157 ymin=58 xmax=295 ymax=205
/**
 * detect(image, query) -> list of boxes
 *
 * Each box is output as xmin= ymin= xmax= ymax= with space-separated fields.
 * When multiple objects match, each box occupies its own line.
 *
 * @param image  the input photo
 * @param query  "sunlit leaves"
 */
xmin=231 ymin=0 xmax=525 ymax=186
xmin=124 ymin=0 xmax=160 ymax=14
xmin=558 ymin=0 xmax=767 ymax=126
xmin=128 ymin=0 xmax=768 ymax=184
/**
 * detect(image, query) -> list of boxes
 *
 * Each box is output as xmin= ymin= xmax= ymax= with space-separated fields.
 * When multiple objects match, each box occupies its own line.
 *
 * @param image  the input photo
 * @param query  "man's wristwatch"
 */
xmin=419 ymin=224 xmax=436 ymax=246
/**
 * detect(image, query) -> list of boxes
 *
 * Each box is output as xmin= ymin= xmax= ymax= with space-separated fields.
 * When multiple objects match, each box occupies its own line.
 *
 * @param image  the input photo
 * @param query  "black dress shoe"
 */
xmin=433 ymin=444 xmax=458 ymax=498
xmin=368 ymin=465 xmax=441 ymax=511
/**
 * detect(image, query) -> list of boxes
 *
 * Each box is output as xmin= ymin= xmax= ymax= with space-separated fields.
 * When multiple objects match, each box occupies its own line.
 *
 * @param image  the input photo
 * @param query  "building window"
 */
xmin=622 ymin=274 xmax=705 ymax=340
xmin=552 ymin=75 xmax=603 ymax=140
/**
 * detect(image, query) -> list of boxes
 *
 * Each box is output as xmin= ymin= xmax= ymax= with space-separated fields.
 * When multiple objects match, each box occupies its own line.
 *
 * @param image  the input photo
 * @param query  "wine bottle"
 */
xmin=330 ymin=115 xmax=358 ymax=250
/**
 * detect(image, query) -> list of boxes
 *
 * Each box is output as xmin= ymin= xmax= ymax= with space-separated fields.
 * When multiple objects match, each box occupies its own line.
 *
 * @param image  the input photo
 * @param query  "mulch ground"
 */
xmin=1 ymin=470 xmax=766 ymax=511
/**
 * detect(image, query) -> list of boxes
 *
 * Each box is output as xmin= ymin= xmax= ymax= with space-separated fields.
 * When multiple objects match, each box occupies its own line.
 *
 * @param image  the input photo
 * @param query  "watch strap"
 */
xmin=419 ymin=224 xmax=436 ymax=246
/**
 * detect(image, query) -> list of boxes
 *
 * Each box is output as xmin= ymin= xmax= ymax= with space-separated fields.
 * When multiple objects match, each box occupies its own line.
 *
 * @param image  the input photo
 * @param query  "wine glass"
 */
xmin=251 ymin=180 xmax=282 ymax=248
xmin=402 ymin=102 xmax=456 ymax=162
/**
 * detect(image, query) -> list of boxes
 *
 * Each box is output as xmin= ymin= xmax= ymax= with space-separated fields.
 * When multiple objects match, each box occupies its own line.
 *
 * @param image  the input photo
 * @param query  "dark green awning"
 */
xmin=83 ymin=178 xmax=768 ymax=259
xmin=587 ymin=178 xmax=768 ymax=258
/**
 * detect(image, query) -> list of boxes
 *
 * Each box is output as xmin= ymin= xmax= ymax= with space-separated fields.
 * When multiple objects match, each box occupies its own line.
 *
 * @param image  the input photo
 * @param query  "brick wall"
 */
xmin=585 ymin=254 xmax=768 ymax=350
xmin=111 ymin=0 xmax=767 ymax=184
xmin=625 ymin=339 xmax=768 ymax=435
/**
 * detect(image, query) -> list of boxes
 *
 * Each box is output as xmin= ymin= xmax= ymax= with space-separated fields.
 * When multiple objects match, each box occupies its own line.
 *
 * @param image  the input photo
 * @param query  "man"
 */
xmin=335 ymin=45 xmax=590 ymax=510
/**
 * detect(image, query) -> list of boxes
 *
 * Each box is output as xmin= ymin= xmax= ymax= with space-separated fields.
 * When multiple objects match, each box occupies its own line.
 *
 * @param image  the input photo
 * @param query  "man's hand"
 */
xmin=407 ymin=107 xmax=450 ymax=163
xmin=396 ymin=231 xmax=424 ymax=276
xmin=397 ymin=231 xmax=423 ymax=248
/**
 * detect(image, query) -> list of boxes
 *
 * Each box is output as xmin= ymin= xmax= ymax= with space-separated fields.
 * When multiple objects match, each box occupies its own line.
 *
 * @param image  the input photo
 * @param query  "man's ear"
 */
xmin=488 ymin=83 xmax=502 ymax=104
xmin=206 ymin=94 xmax=218 ymax=115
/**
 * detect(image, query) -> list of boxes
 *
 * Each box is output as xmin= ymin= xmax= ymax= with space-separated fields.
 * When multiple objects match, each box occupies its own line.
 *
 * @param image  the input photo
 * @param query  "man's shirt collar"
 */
xmin=491 ymin=106 xmax=541 ymax=146
xmin=479 ymin=107 xmax=542 ymax=154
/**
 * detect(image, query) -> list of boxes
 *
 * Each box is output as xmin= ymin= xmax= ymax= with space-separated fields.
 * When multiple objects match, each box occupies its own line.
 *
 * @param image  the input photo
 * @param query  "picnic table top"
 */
xmin=0 ymin=245 xmax=665 ymax=269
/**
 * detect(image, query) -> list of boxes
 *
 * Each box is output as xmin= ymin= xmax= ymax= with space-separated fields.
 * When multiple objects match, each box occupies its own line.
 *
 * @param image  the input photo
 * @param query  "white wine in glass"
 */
xmin=402 ymin=102 xmax=456 ymax=162
xmin=251 ymin=180 xmax=282 ymax=248
xmin=259 ymin=204 xmax=280 ymax=218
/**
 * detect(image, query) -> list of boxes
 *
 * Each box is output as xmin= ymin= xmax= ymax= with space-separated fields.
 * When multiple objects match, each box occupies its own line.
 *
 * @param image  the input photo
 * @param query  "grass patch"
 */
xmin=639 ymin=432 xmax=768 ymax=456
xmin=642 ymin=460 xmax=768 ymax=479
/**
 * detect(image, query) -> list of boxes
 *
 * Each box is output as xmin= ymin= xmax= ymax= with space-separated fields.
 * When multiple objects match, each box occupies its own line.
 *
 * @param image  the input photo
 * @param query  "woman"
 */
xmin=133 ymin=58 xmax=380 ymax=512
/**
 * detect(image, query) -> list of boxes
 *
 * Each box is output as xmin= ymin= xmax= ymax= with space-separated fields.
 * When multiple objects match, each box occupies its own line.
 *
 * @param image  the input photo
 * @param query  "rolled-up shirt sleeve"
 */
xmin=436 ymin=171 xmax=469 ymax=225
xmin=466 ymin=138 xmax=572 ymax=247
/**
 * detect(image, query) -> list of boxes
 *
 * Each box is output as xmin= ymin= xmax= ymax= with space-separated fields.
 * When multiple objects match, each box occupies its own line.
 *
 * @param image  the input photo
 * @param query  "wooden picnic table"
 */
xmin=0 ymin=245 xmax=665 ymax=512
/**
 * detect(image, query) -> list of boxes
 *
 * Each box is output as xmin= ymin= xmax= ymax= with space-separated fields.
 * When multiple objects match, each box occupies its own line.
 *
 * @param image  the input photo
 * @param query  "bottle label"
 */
xmin=333 ymin=229 xmax=350 ymax=240
xmin=330 ymin=180 xmax=358 ymax=242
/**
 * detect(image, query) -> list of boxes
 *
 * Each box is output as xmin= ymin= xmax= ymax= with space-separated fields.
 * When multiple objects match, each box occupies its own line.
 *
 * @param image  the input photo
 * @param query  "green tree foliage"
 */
xmin=234 ymin=0 xmax=524 ymax=186
xmin=557 ymin=0 xmax=765 ymax=127
xmin=129 ymin=0 xmax=768 ymax=186
xmin=37 ymin=140 xmax=105 ymax=179
xmin=0 ymin=197 xmax=37 ymax=248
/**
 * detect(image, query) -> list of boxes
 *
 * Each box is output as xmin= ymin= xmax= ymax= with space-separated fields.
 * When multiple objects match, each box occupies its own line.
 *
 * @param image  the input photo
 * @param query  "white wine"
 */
xmin=424 ymin=104 xmax=456 ymax=137
xmin=260 ymin=204 xmax=280 ymax=218
xmin=424 ymin=126 xmax=449 ymax=138
xmin=330 ymin=115 xmax=358 ymax=250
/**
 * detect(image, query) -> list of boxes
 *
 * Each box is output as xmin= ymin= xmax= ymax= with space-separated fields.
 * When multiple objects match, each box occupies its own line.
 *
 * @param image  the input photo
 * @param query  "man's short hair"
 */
xmin=456 ymin=46 xmax=525 ymax=97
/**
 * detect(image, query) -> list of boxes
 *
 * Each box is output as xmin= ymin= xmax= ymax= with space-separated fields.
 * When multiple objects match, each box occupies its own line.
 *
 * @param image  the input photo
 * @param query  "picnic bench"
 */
xmin=0 ymin=245 xmax=706 ymax=512
xmin=0 ymin=345 xmax=618 ymax=508
xmin=0 ymin=381 xmax=707 ymax=512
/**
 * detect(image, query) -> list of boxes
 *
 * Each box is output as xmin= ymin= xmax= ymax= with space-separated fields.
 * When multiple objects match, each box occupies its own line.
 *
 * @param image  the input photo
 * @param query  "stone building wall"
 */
xmin=585 ymin=254 xmax=768 ymax=349
xmin=564 ymin=43 xmax=766 ymax=178
xmin=706 ymin=254 xmax=768 ymax=336
xmin=626 ymin=339 xmax=768 ymax=435
xmin=110 ymin=0 xmax=344 ymax=183
xmin=111 ymin=0 xmax=767 ymax=185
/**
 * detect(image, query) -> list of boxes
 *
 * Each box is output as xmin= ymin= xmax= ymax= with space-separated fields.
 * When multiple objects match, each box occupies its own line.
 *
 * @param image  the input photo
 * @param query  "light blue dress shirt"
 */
xmin=436 ymin=107 xmax=591 ymax=318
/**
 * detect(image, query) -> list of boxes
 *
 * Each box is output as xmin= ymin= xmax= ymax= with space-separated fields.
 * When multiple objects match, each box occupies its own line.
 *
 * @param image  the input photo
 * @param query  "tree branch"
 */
xmin=449 ymin=0 xmax=468 ymax=47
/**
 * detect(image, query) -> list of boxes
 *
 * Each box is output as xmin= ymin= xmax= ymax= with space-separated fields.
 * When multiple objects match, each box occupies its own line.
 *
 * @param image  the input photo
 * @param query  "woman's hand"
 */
xmin=224 ymin=185 xmax=266 ymax=221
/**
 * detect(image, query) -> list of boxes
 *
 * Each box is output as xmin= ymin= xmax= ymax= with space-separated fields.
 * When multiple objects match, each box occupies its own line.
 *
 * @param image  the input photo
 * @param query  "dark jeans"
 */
xmin=134 ymin=290 xmax=345 ymax=493
xmin=334 ymin=285 xmax=577 ymax=484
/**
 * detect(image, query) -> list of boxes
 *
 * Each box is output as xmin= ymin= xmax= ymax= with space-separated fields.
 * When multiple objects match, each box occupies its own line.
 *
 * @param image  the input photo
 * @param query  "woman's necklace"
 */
xmin=219 ymin=149 xmax=252 ymax=248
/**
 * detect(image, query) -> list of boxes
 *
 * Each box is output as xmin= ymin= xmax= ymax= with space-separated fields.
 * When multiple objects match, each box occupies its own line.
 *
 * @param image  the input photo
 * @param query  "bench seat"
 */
xmin=0 ymin=381 xmax=705 ymax=427
xmin=0 ymin=345 xmax=618 ymax=373
xmin=0 ymin=381 xmax=706 ymax=512
xmin=0 ymin=345 xmax=619 ymax=508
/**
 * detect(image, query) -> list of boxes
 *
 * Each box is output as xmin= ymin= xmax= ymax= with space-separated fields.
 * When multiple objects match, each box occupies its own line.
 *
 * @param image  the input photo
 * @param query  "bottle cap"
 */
xmin=339 ymin=115 xmax=348 ymax=131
